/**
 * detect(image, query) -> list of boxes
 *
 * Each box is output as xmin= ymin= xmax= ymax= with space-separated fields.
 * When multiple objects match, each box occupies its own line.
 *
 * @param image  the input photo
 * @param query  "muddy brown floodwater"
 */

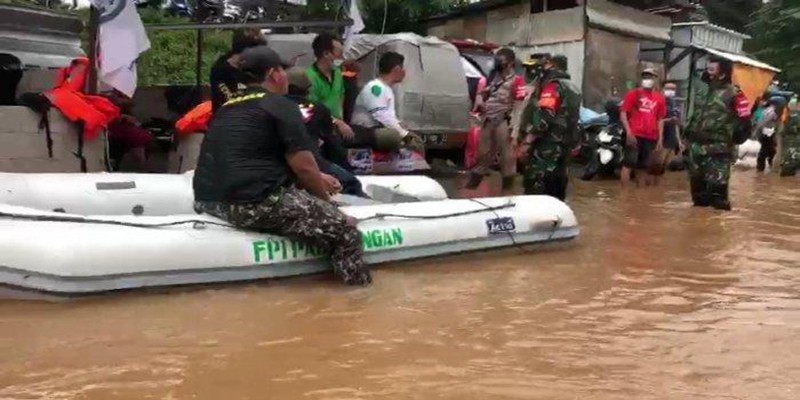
xmin=1 ymin=171 xmax=799 ymax=400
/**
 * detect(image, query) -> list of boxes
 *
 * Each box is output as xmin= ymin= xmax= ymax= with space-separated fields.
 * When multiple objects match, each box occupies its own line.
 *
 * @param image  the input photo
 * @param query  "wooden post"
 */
xmin=86 ymin=6 xmax=100 ymax=94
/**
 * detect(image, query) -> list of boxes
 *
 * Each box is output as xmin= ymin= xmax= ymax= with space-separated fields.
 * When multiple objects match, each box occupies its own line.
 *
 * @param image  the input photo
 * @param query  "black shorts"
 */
xmin=623 ymin=137 xmax=657 ymax=170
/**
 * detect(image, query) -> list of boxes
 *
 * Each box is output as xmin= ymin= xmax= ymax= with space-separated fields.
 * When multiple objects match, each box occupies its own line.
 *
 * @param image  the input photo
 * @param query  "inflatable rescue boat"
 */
xmin=0 ymin=172 xmax=579 ymax=294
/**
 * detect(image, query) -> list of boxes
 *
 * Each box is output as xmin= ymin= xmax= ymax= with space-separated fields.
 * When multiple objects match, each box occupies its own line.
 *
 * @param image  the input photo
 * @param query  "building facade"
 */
xmin=427 ymin=0 xmax=673 ymax=111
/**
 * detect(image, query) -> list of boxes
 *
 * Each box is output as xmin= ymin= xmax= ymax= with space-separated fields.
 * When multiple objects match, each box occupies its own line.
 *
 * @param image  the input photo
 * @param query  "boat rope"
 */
xmin=356 ymin=201 xmax=516 ymax=222
xmin=0 ymin=210 xmax=235 ymax=230
xmin=465 ymin=198 xmax=562 ymax=253
xmin=0 ymin=200 xmax=516 ymax=229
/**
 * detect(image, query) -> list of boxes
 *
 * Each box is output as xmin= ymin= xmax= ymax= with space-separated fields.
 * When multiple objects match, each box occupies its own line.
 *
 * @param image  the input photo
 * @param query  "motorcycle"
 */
xmin=570 ymin=107 xmax=608 ymax=164
xmin=167 ymin=0 xmax=193 ymax=18
xmin=581 ymin=100 xmax=624 ymax=181
xmin=196 ymin=0 xmax=241 ymax=23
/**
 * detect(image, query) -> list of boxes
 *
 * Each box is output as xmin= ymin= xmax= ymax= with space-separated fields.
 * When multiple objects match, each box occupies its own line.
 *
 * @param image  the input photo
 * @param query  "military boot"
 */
xmin=690 ymin=176 xmax=710 ymax=207
xmin=709 ymin=184 xmax=731 ymax=211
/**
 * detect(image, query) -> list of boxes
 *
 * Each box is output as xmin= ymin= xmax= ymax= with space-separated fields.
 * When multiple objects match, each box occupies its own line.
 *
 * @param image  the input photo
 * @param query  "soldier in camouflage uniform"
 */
xmin=780 ymin=112 xmax=800 ymax=177
xmin=685 ymin=57 xmax=751 ymax=211
xmin=193 ymin=46 xmax=371 ymax=286
xmin=517 ymin=54 xmax=581 ymax=201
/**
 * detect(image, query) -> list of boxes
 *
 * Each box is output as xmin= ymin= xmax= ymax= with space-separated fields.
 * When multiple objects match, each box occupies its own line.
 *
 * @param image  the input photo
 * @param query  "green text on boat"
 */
xmin=252 ymin=228 xmax=404 ymax=263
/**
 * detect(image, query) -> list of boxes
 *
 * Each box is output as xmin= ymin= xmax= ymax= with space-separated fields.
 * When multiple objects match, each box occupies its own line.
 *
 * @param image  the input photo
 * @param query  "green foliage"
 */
xmin=358 ymin=0 xmax=454 ymax=34
xmin=748 ymin=2 xmax=800 ymax=91
xmin=81 ymin=0 xmax=469 ymax=86
xmin=305 ymin=0 xmax=461 ymax=35
xmin=702 ymin=0 xmax=763 ymax=34
xmin=137 ymin=10 xmax=231 ymax=86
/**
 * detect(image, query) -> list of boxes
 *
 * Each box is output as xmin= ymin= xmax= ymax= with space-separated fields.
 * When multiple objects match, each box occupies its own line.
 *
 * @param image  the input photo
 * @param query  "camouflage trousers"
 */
xmin=522 ymin=139 xmax=568 ymax=201
xmin=780 ymin=140 xmax=800 ymax=177
xmin=687 ymin=142 xmax=732 ymax=210
xmin=195 ymin=187 xmax=371 ymax=286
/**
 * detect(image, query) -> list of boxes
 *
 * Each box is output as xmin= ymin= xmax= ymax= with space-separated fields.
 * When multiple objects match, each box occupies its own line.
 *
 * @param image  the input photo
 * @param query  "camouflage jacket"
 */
xmin=685 ymin=78 xmax=747 ymax=151
xmin=785 ymin=112 xmax=799 ymax=135
xmin=520 ymin=71 xmax=581 ymax=144
xmin=785 ymin=112 xmax=800 ymax=144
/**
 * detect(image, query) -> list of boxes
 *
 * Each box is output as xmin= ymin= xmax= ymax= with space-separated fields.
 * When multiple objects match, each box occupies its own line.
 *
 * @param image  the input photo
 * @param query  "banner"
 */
xmin=342 ymin=0 xmax=365 ymax=51
xmin=90 ymin=0 xmax=151 ymax=97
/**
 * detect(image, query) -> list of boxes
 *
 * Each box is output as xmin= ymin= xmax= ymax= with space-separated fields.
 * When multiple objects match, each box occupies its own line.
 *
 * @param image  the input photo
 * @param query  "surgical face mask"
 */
xmin=333 ymin=59 xmax=344 ymax=68
xmin=663 ymin=89 xmax=676 ymax=98
xmin=641 ymin=79 xmax=656 ymax=89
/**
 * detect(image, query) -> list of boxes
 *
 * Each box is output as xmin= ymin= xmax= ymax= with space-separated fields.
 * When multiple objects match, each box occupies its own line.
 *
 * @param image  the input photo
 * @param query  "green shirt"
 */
xmin=306 ymin=64 xmax=345 ymax=120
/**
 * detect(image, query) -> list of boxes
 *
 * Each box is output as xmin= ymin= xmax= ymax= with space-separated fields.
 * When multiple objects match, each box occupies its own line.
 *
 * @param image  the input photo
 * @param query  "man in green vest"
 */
xmin=306 ymin=33 xmax=355 ymax=140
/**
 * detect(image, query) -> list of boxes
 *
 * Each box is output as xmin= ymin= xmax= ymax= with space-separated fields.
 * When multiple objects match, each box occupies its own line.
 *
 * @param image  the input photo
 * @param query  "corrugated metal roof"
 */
xmin=701 ymin=46 xmax=781 ymax=73
xmin=587 ymin=0 xmax=672 ymax=42
xmin=672 ymin=21 xmax=751 ymax=40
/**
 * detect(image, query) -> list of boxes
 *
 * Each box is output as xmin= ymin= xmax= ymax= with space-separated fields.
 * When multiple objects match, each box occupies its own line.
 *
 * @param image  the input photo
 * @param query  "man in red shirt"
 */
xmin=620 ymin=68 xmax=667 ymax=187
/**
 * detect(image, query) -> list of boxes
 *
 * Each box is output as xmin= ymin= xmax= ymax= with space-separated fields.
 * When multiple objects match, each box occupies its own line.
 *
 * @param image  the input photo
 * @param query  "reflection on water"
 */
xmin=1 ymin=171 xmax=799 ymax=399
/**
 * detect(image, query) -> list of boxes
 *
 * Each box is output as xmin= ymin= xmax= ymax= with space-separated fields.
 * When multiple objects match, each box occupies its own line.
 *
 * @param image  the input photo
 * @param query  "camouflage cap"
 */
xmin=522 ymin=53 xmax=551 ymax=68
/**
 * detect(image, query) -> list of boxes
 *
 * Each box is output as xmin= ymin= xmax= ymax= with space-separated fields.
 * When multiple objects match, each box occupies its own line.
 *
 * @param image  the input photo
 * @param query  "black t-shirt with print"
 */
xmin=193 ymin=87 xmax=315 ymax=203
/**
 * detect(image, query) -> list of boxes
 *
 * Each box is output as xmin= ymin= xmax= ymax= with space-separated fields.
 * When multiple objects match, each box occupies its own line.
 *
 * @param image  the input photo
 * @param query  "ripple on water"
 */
xmin=1 ymin=171 xmax=800 ymax=399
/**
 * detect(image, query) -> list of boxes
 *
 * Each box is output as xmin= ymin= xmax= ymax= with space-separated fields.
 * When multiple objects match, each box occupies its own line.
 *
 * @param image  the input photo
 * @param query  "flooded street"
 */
xmin=1 ymin=170 xmax=799 ymax=400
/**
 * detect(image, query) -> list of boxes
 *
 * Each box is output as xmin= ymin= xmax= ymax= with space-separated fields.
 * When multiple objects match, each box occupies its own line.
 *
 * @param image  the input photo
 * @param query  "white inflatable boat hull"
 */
xmin=0 ymin=172 xmax=448 ymax=216
xmin=0 ymin=174 xmax=579 ymax=294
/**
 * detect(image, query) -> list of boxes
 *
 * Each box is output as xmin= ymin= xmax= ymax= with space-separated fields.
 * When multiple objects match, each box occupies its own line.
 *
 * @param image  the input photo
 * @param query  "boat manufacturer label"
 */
xmin=486 ymin=217 xmax=516 ymax=234
xmin=252 ymin=228 xmax=404 ymax=263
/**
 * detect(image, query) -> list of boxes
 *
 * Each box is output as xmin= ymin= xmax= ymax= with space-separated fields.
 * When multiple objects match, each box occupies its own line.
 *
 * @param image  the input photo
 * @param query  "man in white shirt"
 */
xmin=351 ymin=51 xmax=424 ymax=155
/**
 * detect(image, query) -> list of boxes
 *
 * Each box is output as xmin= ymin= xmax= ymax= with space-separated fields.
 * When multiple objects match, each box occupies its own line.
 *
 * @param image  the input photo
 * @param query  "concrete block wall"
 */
xmin=0 ymin=107 xmax=107 ymax=173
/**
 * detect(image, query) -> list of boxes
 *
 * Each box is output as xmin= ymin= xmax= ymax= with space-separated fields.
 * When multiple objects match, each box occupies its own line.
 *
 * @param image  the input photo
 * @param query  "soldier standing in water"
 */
xmin=780 ymin=111 xmax=800 ymax=177
xmin=517 ymin=54 xmax=581 ymax=201
xmin=684 ymin=57 xmax=751 ymax=210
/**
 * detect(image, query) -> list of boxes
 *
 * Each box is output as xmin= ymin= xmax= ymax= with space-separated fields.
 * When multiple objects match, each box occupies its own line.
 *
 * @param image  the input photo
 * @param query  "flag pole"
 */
xmin=195 ymin=29 xmax=203 ymax=89
xmin=86 ymin=5 xmax=100 ymax=94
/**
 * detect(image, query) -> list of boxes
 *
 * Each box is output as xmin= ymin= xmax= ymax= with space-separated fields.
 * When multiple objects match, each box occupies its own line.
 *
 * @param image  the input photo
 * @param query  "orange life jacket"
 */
xmin=46 ymin=57 xmax=120 ymax=141
xmin=175 ymin=101 xmax=213 ymax=136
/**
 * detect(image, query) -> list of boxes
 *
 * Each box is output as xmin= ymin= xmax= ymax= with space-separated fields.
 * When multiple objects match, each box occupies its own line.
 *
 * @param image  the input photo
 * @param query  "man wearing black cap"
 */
xmin=209 ymin=28 xmax=267 ymax=112
xmin=193 ymin=45 xmax=372 ymax=286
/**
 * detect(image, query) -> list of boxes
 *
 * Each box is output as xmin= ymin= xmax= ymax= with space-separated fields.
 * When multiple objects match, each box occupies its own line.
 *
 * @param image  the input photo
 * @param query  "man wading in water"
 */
xmin=620 ymin=69 xmax=667 ymax=187
xmin=685 ymin=57 xmax=751 ymax=210
xmin=193 ymin=46 xmax=372 ymax=286
xmin=467 ymin=47 xmax=525 ymax=192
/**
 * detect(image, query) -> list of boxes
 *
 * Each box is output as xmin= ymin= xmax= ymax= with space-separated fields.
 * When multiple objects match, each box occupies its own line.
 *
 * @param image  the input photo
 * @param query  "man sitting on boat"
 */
xmin=350 ymin=51 xmax=425 ymax=156
xmin=193 ymin=45 xmax=372 ymax=286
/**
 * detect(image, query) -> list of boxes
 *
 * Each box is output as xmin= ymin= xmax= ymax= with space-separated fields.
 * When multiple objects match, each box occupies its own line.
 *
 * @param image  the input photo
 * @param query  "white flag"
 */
xmin=90 ymin=0 xmax=151 ymax=97
xmin=342 ymin=0 xmax=365 ymax=52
